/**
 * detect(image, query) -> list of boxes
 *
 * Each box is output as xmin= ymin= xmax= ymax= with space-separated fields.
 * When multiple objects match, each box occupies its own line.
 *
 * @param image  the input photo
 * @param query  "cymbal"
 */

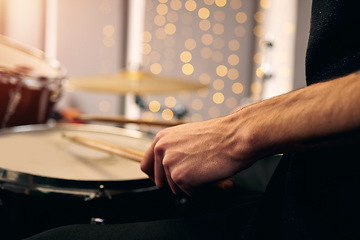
xmin=65 ymin=70 xmax=206 ymax=94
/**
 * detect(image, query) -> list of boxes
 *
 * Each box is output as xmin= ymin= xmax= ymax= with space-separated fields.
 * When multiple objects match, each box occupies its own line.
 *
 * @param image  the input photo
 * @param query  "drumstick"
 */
xmin=61 ymin=133 xmax=234 ymax=190
xmin=61 ymin=132 xmax=144 ymax=162
xmin=75 ymin=114 xmax=186 ymax=127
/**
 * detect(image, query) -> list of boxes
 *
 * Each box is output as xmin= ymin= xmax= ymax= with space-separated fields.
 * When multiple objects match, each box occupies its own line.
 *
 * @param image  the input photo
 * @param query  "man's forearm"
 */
xmin=228 ymin=71 xmax=360 ymax=160
xmin=141 ymin=71 xmax=360 ymax=193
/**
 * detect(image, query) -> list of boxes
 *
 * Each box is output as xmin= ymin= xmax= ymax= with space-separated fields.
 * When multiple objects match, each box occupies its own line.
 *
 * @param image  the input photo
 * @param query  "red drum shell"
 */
xmin=0 ymin=35 xmax=66 ymax=128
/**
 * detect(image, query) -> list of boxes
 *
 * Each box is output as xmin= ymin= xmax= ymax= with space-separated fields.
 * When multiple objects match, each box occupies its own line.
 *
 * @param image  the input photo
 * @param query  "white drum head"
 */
xmin=0 ymin=124 xmax=152 ymax=181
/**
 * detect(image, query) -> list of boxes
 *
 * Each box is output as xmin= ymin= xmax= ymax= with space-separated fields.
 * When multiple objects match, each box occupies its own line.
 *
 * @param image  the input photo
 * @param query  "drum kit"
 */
xmin=0 ymin=35 xmax=209 ymax=239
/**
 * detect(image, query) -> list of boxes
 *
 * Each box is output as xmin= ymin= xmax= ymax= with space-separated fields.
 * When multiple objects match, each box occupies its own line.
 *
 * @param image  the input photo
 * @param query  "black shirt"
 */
xmin=242 ymin=1 xmax=360 ymax=239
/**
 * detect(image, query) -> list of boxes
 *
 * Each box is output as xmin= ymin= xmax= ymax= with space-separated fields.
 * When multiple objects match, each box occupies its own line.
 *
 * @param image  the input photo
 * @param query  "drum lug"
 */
xmin=84 ymin=184 xmax=112 ymax=201
xmin=90 ymin=217 xmax=105 ymax=225
xmin=95 ymin=184 xmax=112 ymax=200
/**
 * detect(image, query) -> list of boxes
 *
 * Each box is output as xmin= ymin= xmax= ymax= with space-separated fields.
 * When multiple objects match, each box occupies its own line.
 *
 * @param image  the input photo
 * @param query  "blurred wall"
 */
xmin=0 ymin=0 xmax=45 ymax=50
xmin=293 ymin=0 xmax=312 ymax=89
xmin=139 ymin=0 xmax=257 ymax=124
xmin=53 ymin=0 xmax=127 ymax=116
xmin=0 ymin=0 xmax=312 ymax=121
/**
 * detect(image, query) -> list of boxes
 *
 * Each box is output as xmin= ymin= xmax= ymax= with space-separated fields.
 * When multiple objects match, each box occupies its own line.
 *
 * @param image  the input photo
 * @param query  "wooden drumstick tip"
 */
xmin=62 ymin=132 xmax=78 ymax=142
xmin=61 ymin=132 xmax=70 ymax=140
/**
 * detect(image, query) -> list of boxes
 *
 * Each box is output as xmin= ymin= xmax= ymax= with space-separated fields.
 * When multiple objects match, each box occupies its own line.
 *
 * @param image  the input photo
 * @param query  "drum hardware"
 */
xmin=2 ymin=79 xmax=23 ymax=128
xmin=76 ymin=114 xmax=186 ymax=127
xmin=94 ymin=184 xmax=112 ymax=200
xmin=90 ymin=185 xmax=110 ymax=225
xmin=90 ymin=217 xmax=105 ymax=225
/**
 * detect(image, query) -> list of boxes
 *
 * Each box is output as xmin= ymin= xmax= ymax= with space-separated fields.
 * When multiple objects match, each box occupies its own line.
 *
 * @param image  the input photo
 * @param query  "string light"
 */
xmin=143 ymin=31 xmax=152 ymax=42
xmin=213 ymin=92 xmax=225 ymax=104
xmin=216 ymin=65 xmax=228 ymax=77
xmin=260 ymin=0 xmax=272 ymax=9
xmin=228 ymin=39 xmax=240 ymax=51
xmin=204 ymin=0 xmax=215 ymax=6
xmin=215 ymin=0 xmax=227 ymax=8
xmin=165 ymin=96 xmax=177 ymax=108
xmin=157 ymin=4 xmax=168 ymax=15
xmin=170 ymin=0 xmax=182 ymax=10
xmin=212 ymin=23 xmax=225 ymax=35
xmin=228 ymin=68 xmax=239 ymax=80
xmin=164 ymin=23 xmax=176 ymax=35
xmin=150 ymin=63 xmax=162 ymax=74
xmin=232 ymin=82 xmax=244 ymax=94
xmin=198 ymin=8 xmax=210 ymax=19
xmin=235 ymin=12 xmax=247 ymax=24
xmin=182 ymin=63 xmax=194 ymax=75
xmin=201 ymin=33 xmax=214 ymax=45
xmin=185 ymin=38 xmax=197 ymax=50
xmin=227 ymin=54 xmax=239 ymax=66
xmin=230 ymin=0 xmax=242 ymax=9
xmin=167 ymin=11 xmax=179 ymax=22
xmin=199 ymin=20 xmax=211 ymax=31
xmin=180 ymin=51 xmax=192 ymax=63
xmin=162 ymin=109 xmax=174 ymax=120
xmin=213 ymin=79 xmax=224 ymax=90
xmin=154 ymin=15 xmax=166 ymax=26
xmin=149 ymin=100 xmax=161 ymax=112
xmin=142 ymin=0 xmax=258 ymax=121
xmin=185 ymin=0 xmax=197 ymax=12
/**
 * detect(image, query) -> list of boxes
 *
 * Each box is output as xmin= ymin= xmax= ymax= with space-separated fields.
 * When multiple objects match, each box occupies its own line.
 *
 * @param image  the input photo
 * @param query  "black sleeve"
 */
xmin=306 ymin=0 xmax=360 ymax=85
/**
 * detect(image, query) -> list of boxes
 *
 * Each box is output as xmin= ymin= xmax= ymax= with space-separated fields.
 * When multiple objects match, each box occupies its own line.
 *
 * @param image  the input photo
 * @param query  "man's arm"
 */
xmin=240 ymin=71 xmax=360 ymax=156
xmin=141 ymin=71 xmax=360 ymax=195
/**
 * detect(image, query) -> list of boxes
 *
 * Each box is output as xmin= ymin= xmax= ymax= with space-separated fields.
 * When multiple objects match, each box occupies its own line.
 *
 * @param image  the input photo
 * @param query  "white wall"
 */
xmin=1 ymin=0 xmax=45 ymax=50
xmin=53 ymin=0 xmax=127 ymax=116
xmin=254 ymin=0 xmax=298 ymax=100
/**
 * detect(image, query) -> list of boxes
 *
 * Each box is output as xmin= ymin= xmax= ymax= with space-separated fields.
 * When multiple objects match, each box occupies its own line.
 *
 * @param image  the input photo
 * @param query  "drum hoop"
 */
xmin=0 ymin=35 xmax=67 ymax=81
xmin=0 ymin=123 xmax=157 ymax=198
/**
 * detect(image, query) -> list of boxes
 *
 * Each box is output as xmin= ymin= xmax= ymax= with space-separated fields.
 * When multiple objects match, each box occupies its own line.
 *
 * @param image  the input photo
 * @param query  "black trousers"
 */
xmin=24 ymin=187 xmax=261 ymax=240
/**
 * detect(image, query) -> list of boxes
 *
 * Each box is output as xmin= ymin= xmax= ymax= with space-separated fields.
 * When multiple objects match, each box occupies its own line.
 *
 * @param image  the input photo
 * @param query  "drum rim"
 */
xmin=0 ymin=123 xmax=157 ymax=198
xmin=0 ymin=34 xmax=67 ymax=81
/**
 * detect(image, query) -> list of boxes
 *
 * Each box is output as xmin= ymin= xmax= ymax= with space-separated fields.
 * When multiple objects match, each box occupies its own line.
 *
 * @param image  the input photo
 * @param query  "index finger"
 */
xmin=140 ymin=139 xmax=156 ymax=181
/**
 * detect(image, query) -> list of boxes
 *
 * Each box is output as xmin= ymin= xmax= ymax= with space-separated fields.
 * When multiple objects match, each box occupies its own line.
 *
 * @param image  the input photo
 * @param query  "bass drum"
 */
xmin=0 ymin=124 xmax=179 ymax=239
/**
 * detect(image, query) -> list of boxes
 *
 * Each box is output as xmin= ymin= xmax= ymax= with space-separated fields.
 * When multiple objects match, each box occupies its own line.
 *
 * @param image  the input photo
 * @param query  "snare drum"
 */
xmin=0 ymin=124 xmax=178 ymax=239
xmin=0 ymin=35 xmax=65 ymax=128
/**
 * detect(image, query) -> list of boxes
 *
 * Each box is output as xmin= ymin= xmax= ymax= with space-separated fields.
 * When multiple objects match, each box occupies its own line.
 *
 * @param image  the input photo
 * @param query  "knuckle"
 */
xmin=162 ymin=157 xmax=171 ymax=169
xmin=154 ymin=129 xmax=167 ymax=140
xmin=171 ymin=169 xmax=187 ymax=186
xmin=154 ymin=143 xmax=165 ymax=158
